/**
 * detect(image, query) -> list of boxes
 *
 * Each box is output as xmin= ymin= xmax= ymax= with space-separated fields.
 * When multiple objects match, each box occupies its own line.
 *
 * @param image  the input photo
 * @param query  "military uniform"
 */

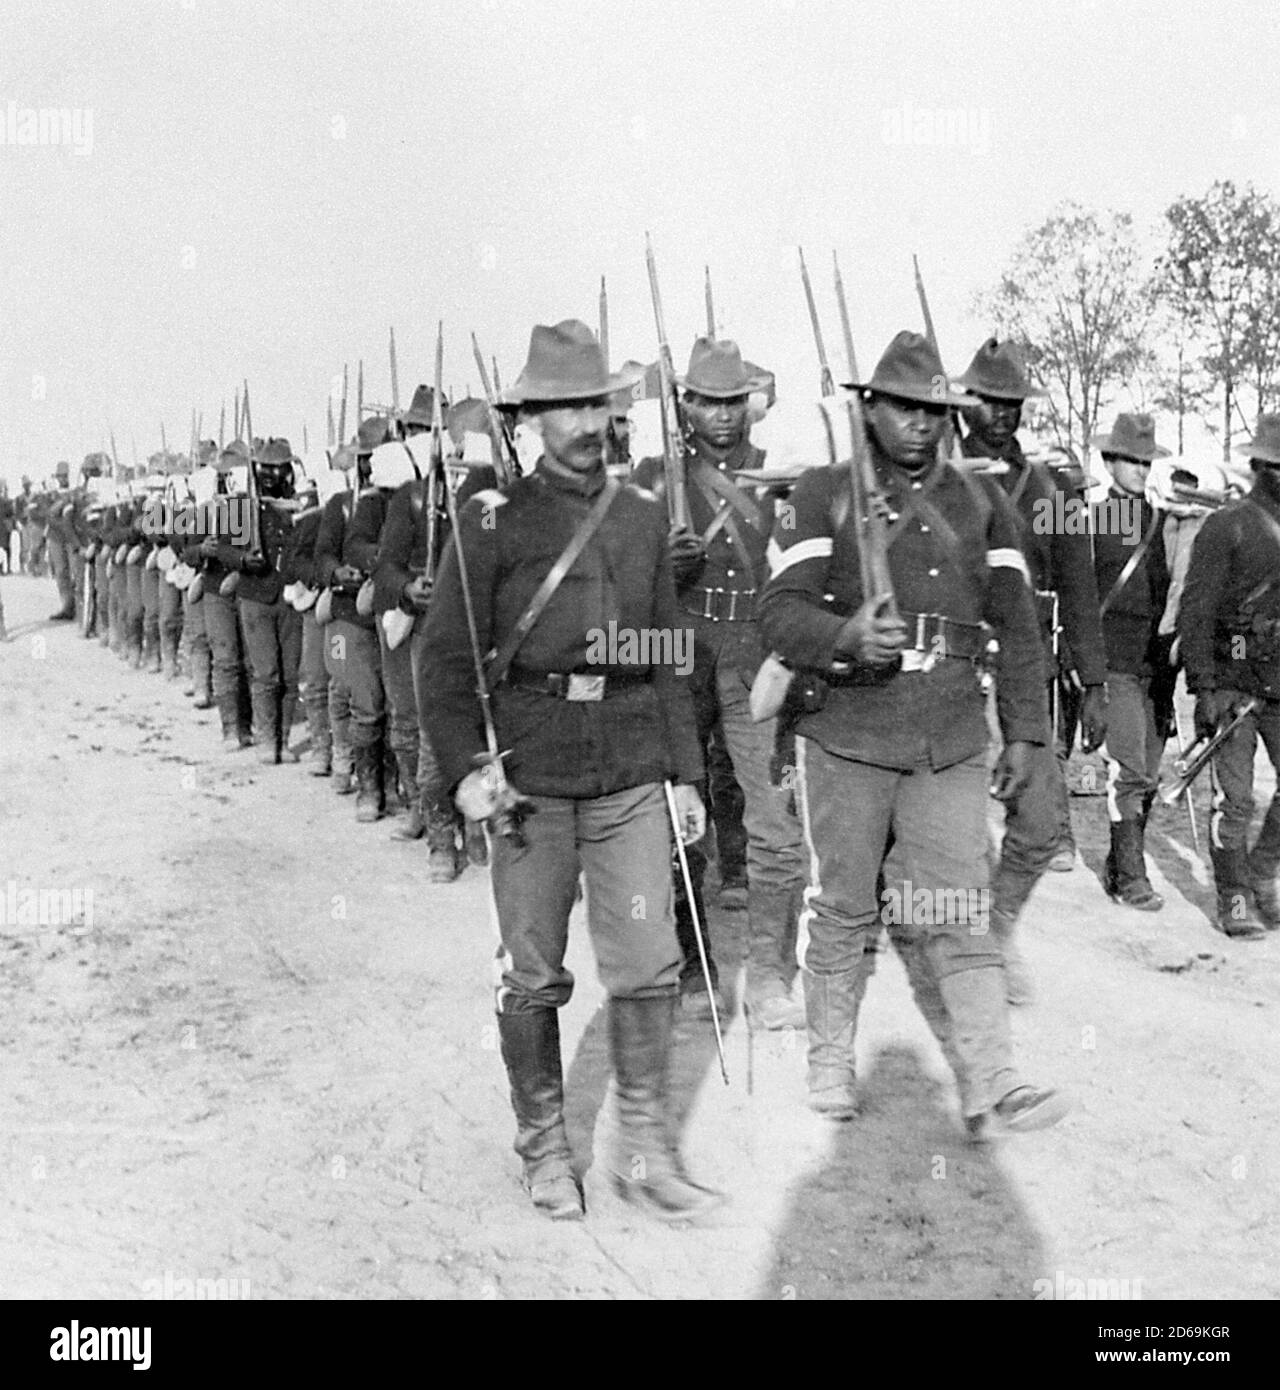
xmin=1178 ymin=418 xmax=1280 ymax=938
xmin=196 ymin=452 xmax=254 ymax=747
xmin=424 ymin=319 xmax=720 ymax=1223
xmin=760 ymin=331 xmax=1064 ymax=1134
xmin=287 ymin=499 xmax=332 ymax=773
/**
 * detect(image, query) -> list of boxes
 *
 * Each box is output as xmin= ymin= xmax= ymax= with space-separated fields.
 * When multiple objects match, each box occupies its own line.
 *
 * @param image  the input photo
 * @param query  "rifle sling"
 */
xmin=486 ymin=477 xmax=620 ymax=687
xmin=1099 ymin=509 xmax=1161 ymax=617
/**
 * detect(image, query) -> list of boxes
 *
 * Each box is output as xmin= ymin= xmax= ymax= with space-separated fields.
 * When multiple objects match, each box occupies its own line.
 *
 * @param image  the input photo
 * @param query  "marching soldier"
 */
xmin=633 ymin=338 xmax=807 ymax=1029
xmin=45 ymin=460 xmax=81 ymax=621
xmin=957 ymin=339 xmax=1108 ymax=1002
xmin=178 ymin=444 xmax=219 ymax=708
xmin=288 ymin=454 xmax=335 ymax=775
xmin=315 ymin=417 xmax=396 ymax=815
xmin=1090 ymin=414 xmax=1171 ymax=913
xmin=424 ymin=319 xmax=722 ymax=1222
xmin=759 ymin=330 xmax=1067 ymax=1136
xmin=198 ymin=443 xmax=254 ymax=750
xmin=1177 ymin=412 xmax=1280 ymax=940
xmin=217 ymin=439 xmax=304 ymax=764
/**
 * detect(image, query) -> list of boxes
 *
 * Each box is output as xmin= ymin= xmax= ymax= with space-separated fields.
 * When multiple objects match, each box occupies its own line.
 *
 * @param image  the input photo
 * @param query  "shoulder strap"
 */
xmin=1099 ymin=507 xmax=1161 ymax=616
xmin=486 ymin=477 xmax=620 ymax=685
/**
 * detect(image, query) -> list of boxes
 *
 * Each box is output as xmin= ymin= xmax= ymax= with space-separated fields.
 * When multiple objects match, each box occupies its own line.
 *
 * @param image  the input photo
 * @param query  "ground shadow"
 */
xmin=758 ymin=1043 xmax=1050 ymax=1299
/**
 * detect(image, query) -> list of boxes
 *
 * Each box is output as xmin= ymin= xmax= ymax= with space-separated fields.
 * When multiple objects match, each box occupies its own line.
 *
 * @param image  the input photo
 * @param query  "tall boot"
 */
xmin=802 ymin=967 xmax=864 ymax=1120
xmin=1248 ymin=852 xmax=1280 ymax=932
xmin=938 ymin=966 xmax=1068 ymax=1138
xmin=279 ymin=693 xmax=300 ymax=763
xmin=608 ymin=994 xmax=724 ymax=1222
xmin=218 ymin=694 xmax=252 ymax=751
xmin=426 ymin=801 xmax=464 ymax=882
xmin=390 ymin=755 xmax=424 ymax=840
xmin=463 ymin=816 xmax=489 ymax=867
xmin=497 ymin=1008 xmax=583 ymax=1220
xmin=1209 ymin=845 xmax=1267 ymax=940
xmin=253 ymin=694 xmax=280 ymax=765
xmin=1104 ymin=820 xmax=1163 ymax=911
xmin=746 ymin=881 xmax=805 ymax=1030
xmin=354 ymin=744 xmax=384 ymax=822
xmin=891 ymin=931 xmax=971 ymax=1110
xmin=305 ymin=699 xmax=332 ymax=777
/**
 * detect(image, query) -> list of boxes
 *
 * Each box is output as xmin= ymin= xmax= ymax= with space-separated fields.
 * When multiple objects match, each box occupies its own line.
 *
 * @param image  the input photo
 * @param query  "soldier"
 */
xmin=106 ymin=494 xmax=133 ymax=658
xmin=315 ymin=417 xmax=395 ymax=815
xmin=198 ymin=444 xmax=254 ymax=750
xmin=137 ymin=465 xmax=167 ymax=674
xmin=632 ymin=338 xmax=807 ymax=1029
xmin=217 ymin=439 xmax=304 ymax=764
xmin=1090 ymin=414 xmax=1171 ymax=913
xmin=45 ymin=459 xmax=81 ymax=620
xmin=375 ymin=394 xmax=498 ymax=876
xmin=177 ymin=444 xmax=219 ymax=708
xmin=288 ymin=453 xmax=335 ymax=776
xmin=956 ymin=339 xmax=1108 ymax=1002
xmin=759 ymin=330 xmax=1067 ymax=1136
xmin=425 ymin=319 xmax=721 ymax=1223
xmin=1177 ymin=412 xmax=1280 ymax=940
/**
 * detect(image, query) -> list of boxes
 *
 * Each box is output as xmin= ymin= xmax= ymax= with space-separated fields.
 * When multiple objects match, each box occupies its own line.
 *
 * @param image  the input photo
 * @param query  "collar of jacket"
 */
xmin=535 ymin=456 xmax=607 ymax=498
xmin=866 ymin=430 xmax=944 ymax=501
xmin=1250 ymin=471 xmax=1280 ymax=515
xmin=687 ymin=435 xmax=754 ymax=473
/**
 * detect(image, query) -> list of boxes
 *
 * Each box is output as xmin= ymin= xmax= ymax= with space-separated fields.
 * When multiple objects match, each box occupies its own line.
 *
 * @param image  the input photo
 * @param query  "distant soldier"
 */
xmin=425 ymin=319 xmax=721 ymax=1222
xmin=1090 ymin=414 xmax=1171 ymax=913
xmin=957 ymin=339 xmax=1108 ymax=1002
xmin=216 ymin=439 xmax=304 ymax=764
xmin=633 ymin=338 xmax=806 ymax=1028
xmin=177 ymin=444 xmax=219 ymax=707
xmin=288 ymin=454 xmax=334 ymax=775
xmin=760 ymin=331 xmax=1067 ymax=1136
xmin=315 ymin=417 xmax=396 ymax=814
xmin=45 ymin=460 xmax=81 ymax=620
xmin=197 ymin=444 xmax=254 ymax=750
xmin=1177 ymin=412 xmax=1280 ymax=940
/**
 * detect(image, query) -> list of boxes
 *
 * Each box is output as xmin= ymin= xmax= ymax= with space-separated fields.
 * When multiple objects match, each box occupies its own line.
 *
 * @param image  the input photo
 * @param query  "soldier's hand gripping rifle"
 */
xmin=644 ymin=233 xmax=690 ymax=530
xmin=440 ymin=453 xmax=531 ymax=847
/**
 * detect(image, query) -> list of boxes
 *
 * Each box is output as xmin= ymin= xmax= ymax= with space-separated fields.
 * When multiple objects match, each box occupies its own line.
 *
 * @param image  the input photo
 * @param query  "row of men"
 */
xmin=28 ymin=320 xmax=1280 ymax=1225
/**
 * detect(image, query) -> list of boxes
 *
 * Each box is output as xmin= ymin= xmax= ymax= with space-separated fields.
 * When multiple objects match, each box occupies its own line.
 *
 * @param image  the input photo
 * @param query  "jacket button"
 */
xmin=921 ymin=524 xmax=930 ymax=533
xmin=928 ymin=568 xmax=939 ymax=577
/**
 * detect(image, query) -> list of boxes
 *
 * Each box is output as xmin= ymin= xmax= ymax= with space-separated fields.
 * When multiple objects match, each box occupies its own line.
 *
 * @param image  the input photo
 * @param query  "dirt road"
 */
xmin=1 ymin=574 xmax=1276 ymax=1300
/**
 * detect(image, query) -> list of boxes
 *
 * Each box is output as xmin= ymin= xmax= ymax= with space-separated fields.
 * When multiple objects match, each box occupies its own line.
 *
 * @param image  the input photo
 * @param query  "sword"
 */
xmin=664 ymin=780 xmax=729 ymax=1086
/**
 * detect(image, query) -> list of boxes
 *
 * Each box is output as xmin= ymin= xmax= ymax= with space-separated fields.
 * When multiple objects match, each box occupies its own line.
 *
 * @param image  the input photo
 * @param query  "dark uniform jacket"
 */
xmin=1093 ymin=491 xmax=1169 ymax=678
xmin=214 ymin=498 xmax=297 ymax=604
xmin=632 ymin=437 xmax=773 ymax=682
xmin=759 ymin=440 xmax=1049 ymax=771
xmin=375 ymin=467 xmax=499 ymax=617
xmin=315 ymin=489 xmax=375 ymax=629
xmin=961 ymin=433 xmax=1106 ymax=686
xmin=423 ymin=459 xmax=703 ymax=799
xmin=286 ymin=506 xmax=325 ymax=589
xmin=1178 ymin=480 xmax=1280 ymax=699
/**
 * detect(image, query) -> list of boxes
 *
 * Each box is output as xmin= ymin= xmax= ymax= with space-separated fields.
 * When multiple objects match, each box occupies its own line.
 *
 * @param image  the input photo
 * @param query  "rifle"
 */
xmin=643 ymin=232 xmax=690 ymax=530
xmin=471 ymin=332 xmax=519 ymax=485
xmin=219 ymin=399 xmax=226 ymax=451
xmin=424 ymin=320 xmax=445 ymax=582
xmin=912 ymin=252 xmax=958 ymax=457
xmin=389 ymin=327 xmax=400 ymax=426
xmin=598 ymin=276 xmax=609 ymax=369
xmin=357 ymin=359 xmax=364 ymax=425
xmin=704 ymin=265 xmax=716 ymax=337
xmin=242 ymin=380 xmax=262 ymax=558
xmin=798 ymin=246 xmax=835 ymax=398
xmin=833 ymin=250 xmax=860 ymax=385
xmin=338 ymin=364 xmax=349 ymax=444
xmin=1161 ymin=698 xmax=1261 ymax=804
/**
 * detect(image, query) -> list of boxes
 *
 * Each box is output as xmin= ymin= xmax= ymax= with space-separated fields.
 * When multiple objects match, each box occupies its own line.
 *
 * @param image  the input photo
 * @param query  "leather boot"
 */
xmin=938 ymin=965 xmax=1068 ymax=1139
xmin=331 ymin=731 xmax=355 ymax=795
xmin=219 ymin=695 xmax=252 ymax=751
xmin=254 ymin=696 xmax=280 ymax=765
xmin=279 ymin=693 xmax=300 ymax=763
xmin=382 ymin=747 xmax=403 ymax=814
xmin=746 ymin=881 xmax=805 ymax=1030
xmin=390 ymin=756 xmax=424 ymax=840
xmin=1248 ymin=853 xmax=1280 ymax=932
xmin=802 ymin=967 xmax=863 ymax=1120
xmin=354 ymin=744 xmax=384 ymax=822
xmin=426 ymin=802 xmax=464 ymax=881
xmin=305 ymin=700 xmax=332 ymax=776
xmin=990 ymin=906 xmax=1035 ymax=1005
xmin=608 ymin=994 xmax=724 ymax=1222
xmin=1104 ymin=820 xmax=1163 ymax=910
xmin=497 ymin=1008 xmax=583 ymax=1221
xmin=463 ymin=816 xmax=489 ymax=867
xmin=1209 ymin=845 xmax=1267 ymax=940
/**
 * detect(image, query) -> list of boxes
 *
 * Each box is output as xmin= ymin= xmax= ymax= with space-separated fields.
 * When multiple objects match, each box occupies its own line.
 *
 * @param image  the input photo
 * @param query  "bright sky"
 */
xmin=2 ymin=0 xmax=1278 ymax=485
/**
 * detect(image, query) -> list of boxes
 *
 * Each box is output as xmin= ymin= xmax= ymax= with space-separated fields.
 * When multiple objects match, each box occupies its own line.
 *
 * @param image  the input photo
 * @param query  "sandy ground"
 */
xmin=1 ymin=572 xmax=1277 ymax=1301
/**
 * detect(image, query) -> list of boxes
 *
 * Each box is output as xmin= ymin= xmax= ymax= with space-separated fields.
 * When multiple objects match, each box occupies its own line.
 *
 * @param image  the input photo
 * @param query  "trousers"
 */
xmin=1208 ymin=692 xmax=1280 ymax=862
xmin=1104 ymin=671 xmax=1162 ymax=821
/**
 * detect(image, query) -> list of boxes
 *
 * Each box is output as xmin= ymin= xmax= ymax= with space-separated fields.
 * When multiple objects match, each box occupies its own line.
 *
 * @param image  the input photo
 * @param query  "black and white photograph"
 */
xmin=1 ymin=0 xmax=1276 ymax=1337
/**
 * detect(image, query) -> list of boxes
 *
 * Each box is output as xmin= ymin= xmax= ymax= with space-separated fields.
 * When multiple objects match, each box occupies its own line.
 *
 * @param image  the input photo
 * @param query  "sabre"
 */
xmin=439 ymin=428 xmax=528 ymax=848
xmin=1161 ymin=698 xmax=1261 ymax=805
xmin=664 ymin=780 xmax=729 ymax=1086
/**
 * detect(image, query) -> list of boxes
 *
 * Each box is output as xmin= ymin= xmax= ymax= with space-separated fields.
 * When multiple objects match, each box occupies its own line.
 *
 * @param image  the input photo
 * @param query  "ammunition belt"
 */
xmin=682 ymin=585 xmax=757 ymax=623
xmin=507 ymin=666 xmax=653 ymax=702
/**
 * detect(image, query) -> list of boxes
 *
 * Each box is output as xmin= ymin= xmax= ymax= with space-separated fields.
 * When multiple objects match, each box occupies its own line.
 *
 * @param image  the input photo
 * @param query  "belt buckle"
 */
xmin=708 ymin=587 xmax=725 ymax=621
xmin=566 ymin=673 xmax=605 ymax=702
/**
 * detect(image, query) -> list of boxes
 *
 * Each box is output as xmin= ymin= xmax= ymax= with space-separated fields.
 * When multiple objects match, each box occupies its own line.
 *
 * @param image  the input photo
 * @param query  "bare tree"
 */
xmin=975 ymin=203 xmax=1152 ymax=463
